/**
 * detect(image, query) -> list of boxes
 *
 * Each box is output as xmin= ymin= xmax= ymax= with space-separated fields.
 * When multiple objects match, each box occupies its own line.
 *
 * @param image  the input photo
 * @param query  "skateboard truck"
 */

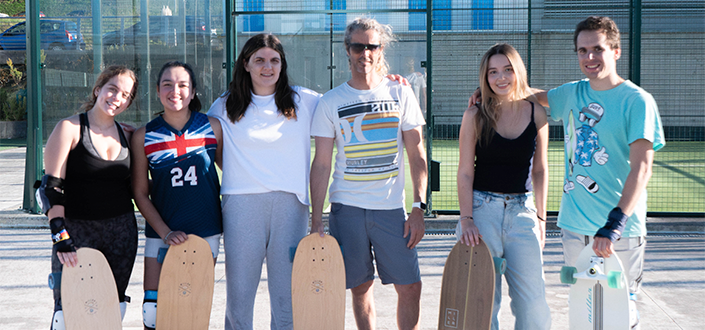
xmin=561 ymin=256 xmax=624 ymax=289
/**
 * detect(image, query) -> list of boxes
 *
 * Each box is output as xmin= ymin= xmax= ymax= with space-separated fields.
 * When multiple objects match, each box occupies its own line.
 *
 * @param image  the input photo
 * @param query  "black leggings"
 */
xmin=51 ymin=212 xmax=138 ymax=309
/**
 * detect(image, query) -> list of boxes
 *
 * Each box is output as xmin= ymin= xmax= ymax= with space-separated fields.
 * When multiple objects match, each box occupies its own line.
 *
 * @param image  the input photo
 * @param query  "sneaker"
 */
xmin=629 ymin=294 xmax=640 ymax=329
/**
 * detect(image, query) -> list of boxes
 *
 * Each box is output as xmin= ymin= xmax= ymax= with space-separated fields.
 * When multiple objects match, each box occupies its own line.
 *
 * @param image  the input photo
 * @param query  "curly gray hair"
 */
xmin=344 ymin=17 xmax=395 ymax=76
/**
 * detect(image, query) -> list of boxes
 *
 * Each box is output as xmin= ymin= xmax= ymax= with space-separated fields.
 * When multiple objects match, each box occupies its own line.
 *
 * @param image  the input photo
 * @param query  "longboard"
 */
xmin=156 ymin=234 xmax=214 ymax=330
xmin=61 ymin=247 xmax=122 ymax=330
xmin=561 ymin=244 xmax=631 ymax=330
xmin=438 ymin=239 xmax=505 ymax=330
xmin=291 ymin=234 xmax=345 ymax=330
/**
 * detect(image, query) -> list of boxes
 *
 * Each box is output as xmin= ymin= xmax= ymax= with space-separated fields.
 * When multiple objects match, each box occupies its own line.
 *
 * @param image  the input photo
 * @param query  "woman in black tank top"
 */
xmin=43 ymin=66 xmax=139 ymax=327
xmin=456 ymin=44 xmax=552 ymax=329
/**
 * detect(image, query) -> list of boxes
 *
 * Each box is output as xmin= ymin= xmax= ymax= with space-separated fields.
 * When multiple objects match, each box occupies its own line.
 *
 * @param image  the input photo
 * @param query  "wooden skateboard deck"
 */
xmin=291 ymin=234 xmax=346 ymax=330
xmin=156 ymin=234 xmax=214 ymax=330
xmin=61 ymin=247 xmax=122 ymax=330
xmin=438 ymin=240 xmax=497 ymax=330
xmin=561 ymin=244 xmax=630 ymax=330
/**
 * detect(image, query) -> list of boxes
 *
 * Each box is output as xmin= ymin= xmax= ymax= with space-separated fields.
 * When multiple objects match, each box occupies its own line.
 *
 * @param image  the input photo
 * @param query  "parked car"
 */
xmin=0 ymin=20 xmax=85 ymax=50
xmin=102 ymin=16 xmax=212 ymax=47
xmin=66 ymin=10 xmax=87 ymax=17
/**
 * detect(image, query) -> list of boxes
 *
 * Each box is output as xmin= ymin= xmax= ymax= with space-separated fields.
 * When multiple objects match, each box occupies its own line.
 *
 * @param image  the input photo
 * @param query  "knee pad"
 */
xmin=143 ymin=290 xmax=158 ymax=329
xmin=51 ymin=310 xmax=65 ymax=330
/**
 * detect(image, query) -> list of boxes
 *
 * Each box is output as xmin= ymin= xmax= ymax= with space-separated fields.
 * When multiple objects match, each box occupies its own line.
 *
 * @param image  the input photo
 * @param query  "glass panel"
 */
xmin=37 ymin=0 xmax=226 ymax=137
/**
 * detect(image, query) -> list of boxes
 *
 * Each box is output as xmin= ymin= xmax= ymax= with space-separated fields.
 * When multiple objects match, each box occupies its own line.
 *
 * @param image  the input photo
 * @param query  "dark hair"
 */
xmin=225 ymin=33 xmax=297 ymax=123
xmin=156 ymin=61 xmax=202 ymax=112
xmin=574 ymin=16 xmax=621 ymax=51
xmin=81 ymin=65 xmax=138 ymax=112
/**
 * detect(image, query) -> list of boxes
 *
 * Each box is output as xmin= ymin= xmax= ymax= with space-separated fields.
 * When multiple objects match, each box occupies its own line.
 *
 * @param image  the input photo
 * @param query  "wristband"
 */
xmin=460 ymin=215 xmax=474 ymax=221
xmin=412 ymin=202 xmax=427 ymax=210
xmin=49 ymin=217 xmax=75 ymax=253
xmin=163 ymin=231 xmax=174 ymax=245
xmin=595 ymin=207 xmax=628 ymax=242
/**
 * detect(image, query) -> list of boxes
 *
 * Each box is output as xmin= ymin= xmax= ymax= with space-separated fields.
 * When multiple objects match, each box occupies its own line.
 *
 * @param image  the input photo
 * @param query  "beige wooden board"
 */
xmin=156 ymin=234 xmax=214 ymax=330
xmin=568 ymin=244 xmax=630 ymax=330
xmin=291 ymin=234 xmax=346 ymax=330
xmin=61 ymin=247 xmax=122 ymax=330
xmin=438 ymin=240 xmax=495 ymax=330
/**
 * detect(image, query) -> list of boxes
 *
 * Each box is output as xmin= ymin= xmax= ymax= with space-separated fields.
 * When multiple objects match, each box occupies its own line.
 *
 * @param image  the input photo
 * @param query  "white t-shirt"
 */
xmin=207 ymin=86 xmax=321 ymax=205
xmin=311 ymin=78 xmax=425 ymax=210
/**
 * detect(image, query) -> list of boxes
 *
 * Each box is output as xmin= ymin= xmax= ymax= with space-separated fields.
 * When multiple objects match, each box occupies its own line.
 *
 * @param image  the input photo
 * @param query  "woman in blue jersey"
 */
xmin=456 ymin=43 xmax=551 ymax=330
xmin=131 ymin=61 xmax=223 ymax=330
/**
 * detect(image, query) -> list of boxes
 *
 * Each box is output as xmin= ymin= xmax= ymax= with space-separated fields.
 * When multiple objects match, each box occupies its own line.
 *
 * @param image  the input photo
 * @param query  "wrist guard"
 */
xmin=595 ymin=207 xmax=629 ymax=242
xmin=50 ymin=217 xmax=75 ymax=253
xmin=34 ymin=175 xmax=66 ymax=215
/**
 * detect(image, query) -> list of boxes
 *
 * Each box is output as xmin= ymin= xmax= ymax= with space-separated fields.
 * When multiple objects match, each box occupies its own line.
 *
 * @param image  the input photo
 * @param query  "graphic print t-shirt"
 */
xmin=311 ymin=78 xmax=425 ymax=210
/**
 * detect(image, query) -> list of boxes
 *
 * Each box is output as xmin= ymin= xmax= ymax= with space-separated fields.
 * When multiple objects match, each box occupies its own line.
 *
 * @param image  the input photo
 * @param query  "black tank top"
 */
xmin=473 ymin=101 xmax=537 ymax=194
xmin=64 ymin=113 xmax=133 ymax=220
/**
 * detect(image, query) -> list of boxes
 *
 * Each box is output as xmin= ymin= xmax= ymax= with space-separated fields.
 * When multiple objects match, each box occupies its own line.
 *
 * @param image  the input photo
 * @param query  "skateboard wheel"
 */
xmin=560 ymin=266 xmax=577 ymax=284
xmin=607 ymin=271 xmax=624 ymax=289
xmin=492 ymin=257 xmax=506 ymax=274
xmin=48 ymin=272 xmax=61 ymax=290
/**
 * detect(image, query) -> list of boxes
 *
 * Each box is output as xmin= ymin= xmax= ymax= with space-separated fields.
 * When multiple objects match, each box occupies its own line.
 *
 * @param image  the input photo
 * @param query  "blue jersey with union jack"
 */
xmin=143 ymin=111 xmax=222 ymax=239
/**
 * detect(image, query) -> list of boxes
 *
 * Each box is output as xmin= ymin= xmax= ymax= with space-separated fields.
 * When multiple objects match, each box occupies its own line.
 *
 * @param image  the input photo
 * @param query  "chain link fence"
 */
xmin=13 ymin=0 xmax=703 ymax=215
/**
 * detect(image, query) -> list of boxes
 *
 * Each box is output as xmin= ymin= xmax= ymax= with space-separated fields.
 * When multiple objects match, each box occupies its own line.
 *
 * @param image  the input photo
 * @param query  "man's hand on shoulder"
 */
xmin=386 ymin=74 xmax=410 ymax=86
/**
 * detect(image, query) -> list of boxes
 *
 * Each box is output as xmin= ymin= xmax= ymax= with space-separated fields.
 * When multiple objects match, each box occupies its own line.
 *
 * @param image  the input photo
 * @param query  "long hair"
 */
xmin=476 ymin=43 xmax=531 ymax=146
xmin=156 ymin=61 xmax=202 ymax=113
xmin=225 ymin=33 xmax=297 ymax=123
xmin=574 ymin=16 xmax=620 ymax=51
xmin=81 ymin=65 xmax=138 ymax=112
xmin=344 ymin=17 xmax=395 ymax=77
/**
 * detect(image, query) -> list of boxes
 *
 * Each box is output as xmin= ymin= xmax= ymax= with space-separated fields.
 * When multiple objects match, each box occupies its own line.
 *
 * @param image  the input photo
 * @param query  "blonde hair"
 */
xmin=476 ymin=43 xmax=531 ymax=146
xmin=344 ymin=17 xmax=395 ymax=76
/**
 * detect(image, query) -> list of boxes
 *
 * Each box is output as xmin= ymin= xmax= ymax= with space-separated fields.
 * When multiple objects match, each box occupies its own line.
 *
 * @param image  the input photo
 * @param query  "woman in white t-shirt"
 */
xmin=206 ymin=33 xmax=321 ymax=330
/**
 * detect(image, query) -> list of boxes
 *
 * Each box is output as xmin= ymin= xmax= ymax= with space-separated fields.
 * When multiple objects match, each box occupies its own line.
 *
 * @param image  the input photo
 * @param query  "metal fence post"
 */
xmin=22 ymin=0 xmax=43 ymax=213
xmin=629 ymin=0 xmax=642 ymax=85
xmin=226 ymin=0 xmax=235 ymax=87
xmin=425 ymin=0 xmax=434 ymax=215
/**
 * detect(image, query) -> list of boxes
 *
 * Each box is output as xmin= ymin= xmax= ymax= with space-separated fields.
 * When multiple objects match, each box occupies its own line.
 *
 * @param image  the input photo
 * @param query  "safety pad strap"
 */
xmin=144 ymin=290 xmax=158 ymax=302
xmin=35 ymin=175 xmax=66 ymax=215
xmin=157 ymin=247 xmax=168 ymax=264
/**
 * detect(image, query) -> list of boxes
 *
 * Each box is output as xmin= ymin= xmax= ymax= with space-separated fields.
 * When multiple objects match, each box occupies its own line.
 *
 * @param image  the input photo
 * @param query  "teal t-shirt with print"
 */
xmin=548 ymin=79 xmax=665 ymax=237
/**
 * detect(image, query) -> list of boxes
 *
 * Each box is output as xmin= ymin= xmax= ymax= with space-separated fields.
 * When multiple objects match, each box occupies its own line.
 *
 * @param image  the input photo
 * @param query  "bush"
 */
xmin=0 ymin=87 xmax=26 ymax=121
xmin=0 ymin=57 xmax=26 ymax=121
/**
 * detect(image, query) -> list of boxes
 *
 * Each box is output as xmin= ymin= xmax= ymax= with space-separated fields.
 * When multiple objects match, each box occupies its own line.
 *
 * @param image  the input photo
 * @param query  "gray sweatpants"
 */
xmin=561 ymin=228 xmax=646 ymax=295
xmin=222 ymin=192 xmax=308 ymax=330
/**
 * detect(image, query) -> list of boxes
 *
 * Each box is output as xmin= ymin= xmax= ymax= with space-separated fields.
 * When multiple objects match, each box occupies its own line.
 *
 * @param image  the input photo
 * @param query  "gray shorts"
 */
xmin=329 ymin=203 xmax=421 ymax=289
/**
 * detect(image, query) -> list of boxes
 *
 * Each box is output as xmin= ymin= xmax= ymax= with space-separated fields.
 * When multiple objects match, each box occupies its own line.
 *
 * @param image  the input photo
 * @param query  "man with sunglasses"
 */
xmin=310 ymin=17 xmax=428 ymax=330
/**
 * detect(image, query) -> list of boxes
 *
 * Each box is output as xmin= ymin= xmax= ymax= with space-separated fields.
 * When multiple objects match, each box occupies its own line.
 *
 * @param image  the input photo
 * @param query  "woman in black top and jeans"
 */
xmin=456 ymin=43 xmax=551 ymax=330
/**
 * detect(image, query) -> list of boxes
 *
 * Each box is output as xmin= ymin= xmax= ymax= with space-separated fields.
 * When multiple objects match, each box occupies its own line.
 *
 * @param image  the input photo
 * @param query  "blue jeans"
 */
xmin=455 ymin=190 xmax=551 ymax=330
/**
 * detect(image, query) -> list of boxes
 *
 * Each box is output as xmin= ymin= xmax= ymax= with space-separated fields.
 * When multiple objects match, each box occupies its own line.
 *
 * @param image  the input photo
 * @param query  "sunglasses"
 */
xmin=348 ymin=43 xmax=381 ymax=53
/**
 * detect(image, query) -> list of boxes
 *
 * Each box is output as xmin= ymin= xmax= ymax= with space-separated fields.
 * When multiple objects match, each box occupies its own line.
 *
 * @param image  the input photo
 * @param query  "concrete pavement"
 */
xmin=0 ymin=229 xmax=703 ymax=329
xmin=1 ymin=146 xmax=704 ymax=329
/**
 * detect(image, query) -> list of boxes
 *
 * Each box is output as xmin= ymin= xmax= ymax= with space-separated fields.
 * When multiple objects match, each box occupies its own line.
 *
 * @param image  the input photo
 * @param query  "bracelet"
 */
xmin=460 ymin=215 xmax=474 ymax=221
xmin=537 ymin=215 xmax=545 ymax=221
xmin=163 ymin=231 xmax=174 ymax=245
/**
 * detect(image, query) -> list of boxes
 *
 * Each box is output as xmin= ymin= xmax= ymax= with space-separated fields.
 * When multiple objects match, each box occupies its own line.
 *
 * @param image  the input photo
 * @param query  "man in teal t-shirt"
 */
xmin=536 ymin=16 xmax=664 ymax=329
